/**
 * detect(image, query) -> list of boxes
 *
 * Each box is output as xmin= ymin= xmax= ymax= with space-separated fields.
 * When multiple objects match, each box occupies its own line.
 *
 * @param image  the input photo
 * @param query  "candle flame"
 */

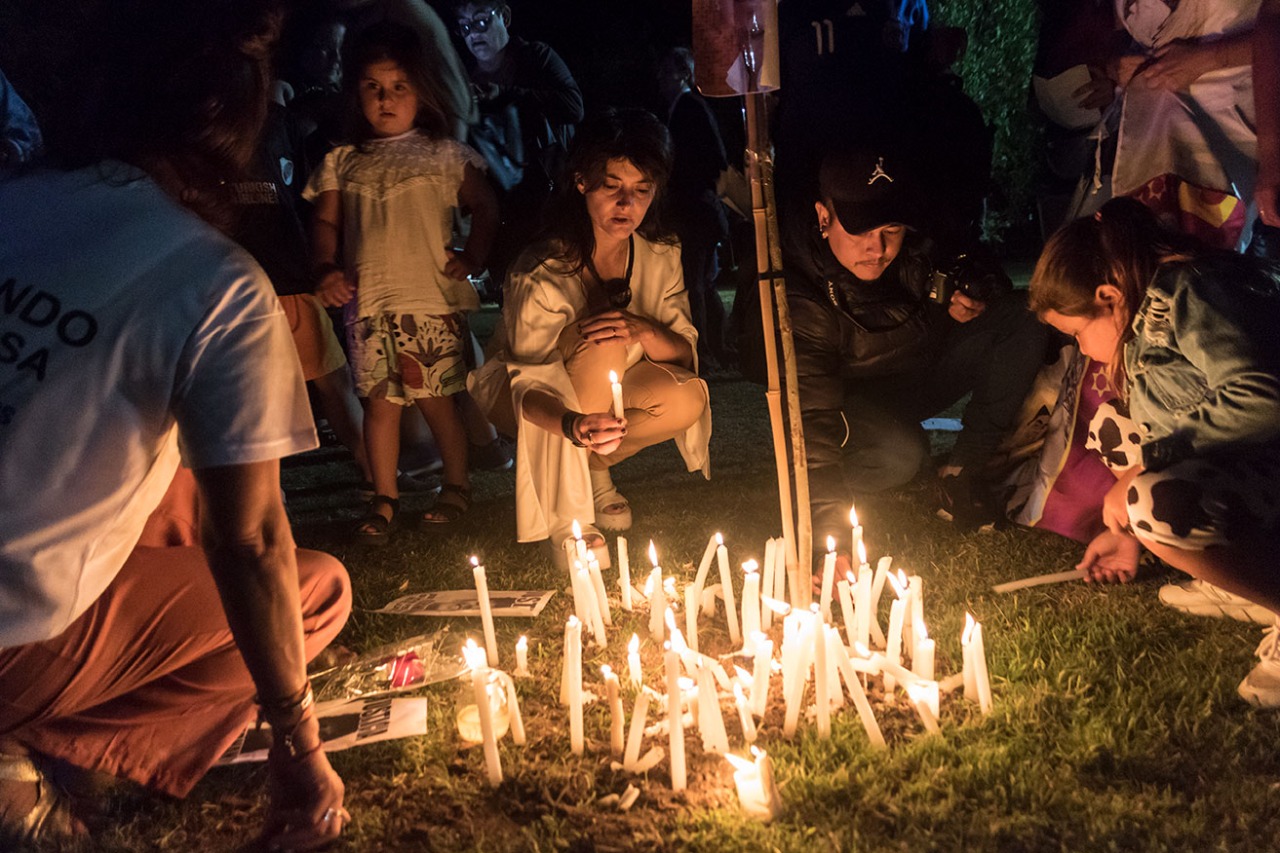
xmin=917 ymin=620 xmax=929 ymax=641
xmin=572 ymin=519 xmax=582 ymax=540
xmin=725 ymin=753 xmax=753 ymax=772
xmin=857 ymin=540 xmax=868 ymax=565
xmin=517 ymin=635 xmax=527 ymax=649
xmin=470 ymin=555 xmax=480 ymax=568
xmin=567 ymin=615 xmax=581 ymax=629
xmin=715 ymin=531 xmax=723 ymax=546
xmin=585 ymin=549 xmax=596 ymax=564
xmin=743 ymin=558 xmax=759 ymax=574
xmin=462 ymin=638 xmax=485 ymax=669
xmin=826 ymin=535 xmax=836 ymax=553
xmin=849 ymin=505 xmax=859 ymax=527
xmin=733 ymin=682 xmax=747 ymax=702
xmin=845 ymin=571 xmax=856 ymax=584
xmin=601 ymin=664 xmax=613 ymax=678
xmin=761 ymin=596 xmax=791 ymax=615
xmin=629 ymin=633 xmax=640 ymax=653
xmin=963 ymin=612 xmax=976 ymax=645
xmin=648 ymin=540 xmax=658 ymax=566
xmin=888 ymin=571 xmax=907 ymax=598
xmin=734 ymin=665 xmax=752 ymax=684
xmin=663 ymin=576 xmax=677 ymax=598
xmin=609 ymin=369 xmax=619 ymax=384
xmin=897 ymin=568 xmax=908 ymax=588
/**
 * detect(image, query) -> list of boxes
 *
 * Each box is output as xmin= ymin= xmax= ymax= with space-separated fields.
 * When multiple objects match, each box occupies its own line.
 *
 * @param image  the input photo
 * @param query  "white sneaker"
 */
xmin=1157 ymin=578 xmax=1274 ymax=625
xmin=1238 ymin=622 xmax=1280 ymax=708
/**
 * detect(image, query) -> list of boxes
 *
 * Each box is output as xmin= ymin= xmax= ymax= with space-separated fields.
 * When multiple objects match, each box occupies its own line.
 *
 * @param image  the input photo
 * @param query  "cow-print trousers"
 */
xmin=1086 ymin=400 xmax=1280 ymax=550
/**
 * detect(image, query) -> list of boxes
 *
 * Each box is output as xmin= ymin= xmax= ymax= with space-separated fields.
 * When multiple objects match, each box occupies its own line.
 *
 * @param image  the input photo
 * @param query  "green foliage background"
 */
xmin=934 ymin=0 xmax=1042 ymax=248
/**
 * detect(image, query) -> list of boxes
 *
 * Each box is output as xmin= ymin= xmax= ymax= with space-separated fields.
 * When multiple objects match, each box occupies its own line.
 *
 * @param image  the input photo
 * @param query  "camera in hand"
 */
xmin=929 ymin=253 xmax=1005 ymax=305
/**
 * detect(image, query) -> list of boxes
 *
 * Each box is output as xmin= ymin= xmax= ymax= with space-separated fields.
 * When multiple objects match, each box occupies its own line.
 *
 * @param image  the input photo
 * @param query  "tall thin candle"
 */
xmin=471 ymin=556 xmax=499 ymax=667
xmin=741 ymin=560 xmax=761 ymax=644
xmin=567 ymin=616 xmax=584 ymax=754
xmin=716 ymin=539 xmax=741 ymax=645
xmin=618 ymin=536 xmax=632 ymax=611
xmin=665 ymin=644 xmax=687 ymax=791
xmin=819 ymin=537 xmax=837 ymax=622
xmin=603 ymin=665 xmax=625 ymax=758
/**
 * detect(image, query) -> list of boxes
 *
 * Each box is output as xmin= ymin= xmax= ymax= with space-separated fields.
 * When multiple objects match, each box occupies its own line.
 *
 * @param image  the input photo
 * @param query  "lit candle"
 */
xmin=465 ymin=641 xmax=502 ymax=786
xmin=609 ymin=369 xmax=624 ymax=418
xmin=685 ymin=584 xmax=699 ymax=654
xmin=618 ymin=536 xmax=632 ymax=611
xmin=849 ymin=505 xmax=863 ymax=567
xmin=760 ymin=538 xmax=777 ymax=630
xmin=837 ymin=572 xmax=857 ymax=648
xmin=665 ymin=644 xmax=687 ymax=791
xmin=603 ymin=665 xmax=625 ymax=759
xmin=741 ymin=560 xmax=761 ymax=644
xmin=559 ymin=620 xmax=572 ymax=705
xmin=734 ymin=683 xmax=757 ymax=743
xmin=907 ymin=681 xmax=941 ymax=734
xmin=587 ymin=552 xmax=612 ymax=627
xmin=471 ymin=556 xmax=499 ymax=667
xmin=884 ymin=573 xmax=907 ymax=693
xmin=716 ymin=538 xmax=741 ymax=645
xmin=622 ymin=689 xmax=650 ymax=769
xmin=567 ymin=616 xmax=584 ymax=754
xmin=819 ymin=537 xmax=837 ymax=622
xmin=499 ymin=670 xmax=526 ymax=745
xmin=627 ymin=633 xmax=642 ymax=690
xmin=571 ymin=519 xmax=588 ymax=564
xmin=750 ymin=633 xmax=773 ymax=718
xmin=648 ymin=542 xmax=665 ymax=639
xmin=725 ymin=748 xmax=782 ymax=821
xmin=515 ymin=635 xmax=530 ymax=677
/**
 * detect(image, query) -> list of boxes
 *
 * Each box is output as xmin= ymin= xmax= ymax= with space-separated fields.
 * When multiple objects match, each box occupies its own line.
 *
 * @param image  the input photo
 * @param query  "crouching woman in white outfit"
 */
xmin=470 ymin=108 xmax=711 ymax=557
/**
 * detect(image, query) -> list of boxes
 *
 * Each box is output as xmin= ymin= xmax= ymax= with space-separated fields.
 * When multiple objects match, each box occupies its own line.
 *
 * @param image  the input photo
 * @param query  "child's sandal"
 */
xmin=420 ymin=483 xmax=471 ymax=525
xmin=353 ymin=495 xmax=399 ymax=544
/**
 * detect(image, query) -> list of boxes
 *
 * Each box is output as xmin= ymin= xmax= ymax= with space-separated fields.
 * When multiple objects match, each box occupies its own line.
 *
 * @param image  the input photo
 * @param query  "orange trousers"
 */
xmin=0 ymin=469 xmax=351 ymax=797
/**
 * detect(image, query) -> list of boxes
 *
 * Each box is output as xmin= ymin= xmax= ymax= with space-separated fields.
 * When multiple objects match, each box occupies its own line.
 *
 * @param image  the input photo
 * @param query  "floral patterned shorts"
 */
xmin=348 ymin=312 xmax=468 ymax=404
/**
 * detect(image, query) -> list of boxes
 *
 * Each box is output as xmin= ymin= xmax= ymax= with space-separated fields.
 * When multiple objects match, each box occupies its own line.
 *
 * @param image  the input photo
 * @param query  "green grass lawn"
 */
xmin=69 ymin=318 xmax=1280 ymax=853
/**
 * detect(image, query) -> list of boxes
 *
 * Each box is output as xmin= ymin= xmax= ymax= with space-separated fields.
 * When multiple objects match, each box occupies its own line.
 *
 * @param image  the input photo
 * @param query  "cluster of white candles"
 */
xmin=461 ymin=504 xmax=994 ymax=816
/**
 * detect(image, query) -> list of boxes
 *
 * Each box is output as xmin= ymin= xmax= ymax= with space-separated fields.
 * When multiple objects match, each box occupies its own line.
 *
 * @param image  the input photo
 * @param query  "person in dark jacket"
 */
xmin=789 ymin=145 xmax=1051 ymax=544
xmin=453 ymin=0 xmax=584 ymax=288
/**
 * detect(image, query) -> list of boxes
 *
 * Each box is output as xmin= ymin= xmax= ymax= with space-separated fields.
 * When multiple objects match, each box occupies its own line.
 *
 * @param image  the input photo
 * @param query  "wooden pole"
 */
xmin=743 ymin=93 xmax=812 ymax=608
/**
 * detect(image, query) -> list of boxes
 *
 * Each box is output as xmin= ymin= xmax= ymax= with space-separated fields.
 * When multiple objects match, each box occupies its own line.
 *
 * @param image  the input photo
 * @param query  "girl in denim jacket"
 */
xmin=1030 ymin=197 xmax=1280 ymax=706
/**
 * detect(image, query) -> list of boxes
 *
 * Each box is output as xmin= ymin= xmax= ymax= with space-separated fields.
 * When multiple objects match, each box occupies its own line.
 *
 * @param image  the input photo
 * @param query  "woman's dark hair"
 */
xmin=31 ymin=0 xmax=283 ymax=231
xmin=536 ymin=108 xmax=675 ymax=272
xmin=343 ymin=21 xmax=451 ymax=144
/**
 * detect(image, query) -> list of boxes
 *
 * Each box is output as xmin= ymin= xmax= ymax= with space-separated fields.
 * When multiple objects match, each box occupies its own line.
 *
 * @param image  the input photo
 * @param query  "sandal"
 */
xmin=589 ymin=467 xmax=633 ymax=532
xmin=546 ymin=523 xmax=612 ymax=571
xmin=353 ymin=495 xmax=399 ymax=544
xmin=0 ymin=754 xmax=82 ymax=844
xmin=420 ymin=483 xmax=471 ymax=525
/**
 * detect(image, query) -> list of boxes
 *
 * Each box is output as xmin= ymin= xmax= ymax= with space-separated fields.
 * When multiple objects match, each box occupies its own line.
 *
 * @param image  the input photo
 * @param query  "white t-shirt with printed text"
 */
xmin=0 ymin=165 xmax=317 ymax=647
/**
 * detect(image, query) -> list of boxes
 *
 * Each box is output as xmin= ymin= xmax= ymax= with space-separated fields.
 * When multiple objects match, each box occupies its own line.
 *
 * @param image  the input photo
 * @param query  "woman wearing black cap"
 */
xmin=785 ymin=145 xmax=1051 ymax=546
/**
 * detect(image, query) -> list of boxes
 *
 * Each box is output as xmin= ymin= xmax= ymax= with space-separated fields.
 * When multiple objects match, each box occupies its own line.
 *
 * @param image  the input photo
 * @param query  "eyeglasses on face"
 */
xmin=457 ymin=9 xmax=498 ymax=36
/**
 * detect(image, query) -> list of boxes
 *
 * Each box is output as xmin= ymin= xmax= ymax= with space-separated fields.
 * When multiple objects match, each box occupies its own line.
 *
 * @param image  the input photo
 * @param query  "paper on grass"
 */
xmin=375 ymin=589 xmax=555 ymax=617
xmin=215 ymin=695 xmax=427 ymax=765
xmin=1033 ymin=65 xmax=1103 ymax=130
